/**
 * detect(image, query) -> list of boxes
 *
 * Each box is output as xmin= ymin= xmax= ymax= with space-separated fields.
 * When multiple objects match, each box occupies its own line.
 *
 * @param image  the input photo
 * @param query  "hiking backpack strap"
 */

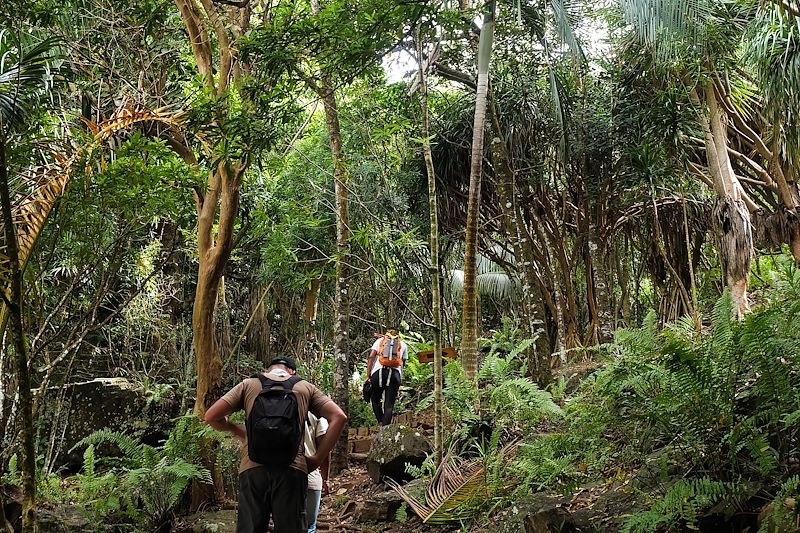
xmin=252 ymin=373 xmax=303 ymax=390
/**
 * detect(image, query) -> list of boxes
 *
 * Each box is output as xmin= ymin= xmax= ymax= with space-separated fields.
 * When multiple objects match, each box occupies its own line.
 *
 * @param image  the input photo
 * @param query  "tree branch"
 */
xmin=211 ymin=0 xmax=249 ymax=6
xmin=432 ymin=64 xmax=476 ymax=90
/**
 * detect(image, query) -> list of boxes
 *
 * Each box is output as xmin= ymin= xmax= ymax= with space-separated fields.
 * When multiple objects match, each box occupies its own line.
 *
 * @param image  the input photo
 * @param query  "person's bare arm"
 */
xmin=306 ymin=402 xmax=347 ymax=473
xmin=366 ymin=349 xmax=377 ymax=378
xmin=204 ymin=398 xmax=246 ymax=441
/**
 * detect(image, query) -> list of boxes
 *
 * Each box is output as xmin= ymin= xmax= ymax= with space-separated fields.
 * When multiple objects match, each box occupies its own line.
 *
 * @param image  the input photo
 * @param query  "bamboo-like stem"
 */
xmin=0 ymin=123 xmax=36 ymax=533
xmin=415 ymin=28 xmax=444 ymax=464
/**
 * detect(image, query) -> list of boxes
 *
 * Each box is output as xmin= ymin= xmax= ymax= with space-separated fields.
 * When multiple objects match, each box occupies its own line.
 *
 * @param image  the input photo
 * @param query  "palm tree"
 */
xmin=462 ymin=0 xmax=496 ymax=380
xmin=0 ymin=32 xmax=59 ymax=533
xmin=449 ymin=0 xmax=584 ymax=384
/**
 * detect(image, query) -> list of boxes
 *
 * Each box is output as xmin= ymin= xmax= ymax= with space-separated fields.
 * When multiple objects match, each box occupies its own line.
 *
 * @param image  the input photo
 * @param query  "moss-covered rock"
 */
xmin=366 ymin=425 xmax=431 ymax=484
xmin=36 ymin=378 xmax=180 ymax=470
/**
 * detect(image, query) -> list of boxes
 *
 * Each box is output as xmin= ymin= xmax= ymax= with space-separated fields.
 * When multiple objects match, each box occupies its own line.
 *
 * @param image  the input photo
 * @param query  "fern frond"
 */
xmin=71 ymin=429 xmax=144 ymax=465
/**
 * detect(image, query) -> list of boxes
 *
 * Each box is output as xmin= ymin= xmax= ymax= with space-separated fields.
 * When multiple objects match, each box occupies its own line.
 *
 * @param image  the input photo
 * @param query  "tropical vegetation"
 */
xmin=1 ymin=0 xmax=800 ymax=530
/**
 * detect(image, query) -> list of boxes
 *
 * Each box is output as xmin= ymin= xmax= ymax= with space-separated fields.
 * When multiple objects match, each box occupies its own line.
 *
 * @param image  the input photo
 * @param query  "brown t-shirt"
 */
xmin=220 ymin=371 xmax=333 ymax=474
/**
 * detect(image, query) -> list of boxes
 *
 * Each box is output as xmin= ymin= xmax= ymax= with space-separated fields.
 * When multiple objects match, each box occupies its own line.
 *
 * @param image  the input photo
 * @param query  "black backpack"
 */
xmin=246 ymin=374 xmax=303 ymax=467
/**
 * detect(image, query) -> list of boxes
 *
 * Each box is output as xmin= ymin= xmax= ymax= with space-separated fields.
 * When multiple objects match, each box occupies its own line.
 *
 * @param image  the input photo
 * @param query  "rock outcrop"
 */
xmin=366 ymin=425 xmax=432 ymax=484
xmin=36 ymin=377 xmax=181 ymax=469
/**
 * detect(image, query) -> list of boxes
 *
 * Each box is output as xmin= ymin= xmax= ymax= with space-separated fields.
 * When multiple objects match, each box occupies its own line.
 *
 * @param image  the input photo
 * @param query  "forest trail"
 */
xmin=181 ymin=411 xmax=444 ymax=532
xmin=182 ymin=361 xmax=601 ymax=533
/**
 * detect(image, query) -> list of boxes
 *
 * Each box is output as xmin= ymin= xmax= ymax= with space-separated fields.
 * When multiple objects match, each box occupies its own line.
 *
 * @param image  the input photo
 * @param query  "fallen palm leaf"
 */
xmin=385 ymin=452 xmax=486 ymax=524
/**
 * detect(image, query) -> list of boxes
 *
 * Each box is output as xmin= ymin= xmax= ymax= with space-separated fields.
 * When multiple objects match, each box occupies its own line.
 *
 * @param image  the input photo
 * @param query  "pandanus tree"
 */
xmin=619 ymin=0 xmax=800 ymax=316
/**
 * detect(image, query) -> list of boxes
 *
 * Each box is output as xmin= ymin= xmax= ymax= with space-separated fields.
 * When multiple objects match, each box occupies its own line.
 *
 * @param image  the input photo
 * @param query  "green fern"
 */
xmin=622 ymin=478 xmax=738 ymax=533
xmin=71 ymin=428 xmax=144 ymax=466
xmin=66 ymin=416 xmax=212 ymax=528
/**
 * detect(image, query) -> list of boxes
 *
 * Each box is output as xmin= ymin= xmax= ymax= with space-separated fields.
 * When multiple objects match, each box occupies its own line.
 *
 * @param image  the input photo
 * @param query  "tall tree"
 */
xmin=307 ymin=0 xmax=352 ymax=474
xmin=461 ymin=0 xmax=496 ymax=379
xmin=414 ymin=27 xmax=444 ymax=463
xmin=172 ymin=0 xmax=247 ymax=423
xmin=0 ymin=34 xmax=59 ymax=533
xmin=620 ymin=0 xmax=755 ymax=315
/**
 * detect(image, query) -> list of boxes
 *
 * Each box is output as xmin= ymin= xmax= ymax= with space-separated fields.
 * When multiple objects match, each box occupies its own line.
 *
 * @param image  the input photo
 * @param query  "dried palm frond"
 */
xmin=0 ymin=103 xmax=184 ymax=315
xmin=385 ymin=452 xmax=486 ymax=524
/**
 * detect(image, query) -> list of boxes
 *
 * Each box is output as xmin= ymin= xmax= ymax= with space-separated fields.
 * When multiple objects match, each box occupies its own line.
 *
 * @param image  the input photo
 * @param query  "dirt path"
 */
xmin=314 ymin=463 xmax=456 ymax=533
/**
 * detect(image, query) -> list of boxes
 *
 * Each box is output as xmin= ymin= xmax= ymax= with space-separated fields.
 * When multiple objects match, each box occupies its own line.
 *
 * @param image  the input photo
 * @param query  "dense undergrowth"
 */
xmin=395 ymin=272 xmax=800 ymax=531
xmin=6 ymin=273 xmax=800 ymax=531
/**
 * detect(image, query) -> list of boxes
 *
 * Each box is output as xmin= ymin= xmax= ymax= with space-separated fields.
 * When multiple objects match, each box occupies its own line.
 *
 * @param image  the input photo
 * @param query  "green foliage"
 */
xmin=348 ymin=385 xmax=377 ymax=428
xmin=91 ymin=134 xmax=199 ymax=225
xmin=503 ymin=289 xmax=800 ymax=528
xmin=512 ymin=436 xmax=582 ymax=493
xmin=60 ymin=416 xmax=213 ymax=529
xmin=0 ymin=30 xmax=60 ymax=129
xmin=571 ymin=293 xmax=800 ymax=477
xmin=759 ymin=476 xmax=800 ymax=533
xmin=395 ymin=501 xmax=409 ymax=523
xmin=622 ymin=478 xmax=738 ymax=532
xmin=75 ymin=445 xmax=123 ymax=516
xmin=419 ymin=345 xmax=561 ymax=450
xmin=2 ymin=453 xmax=19 ymax=486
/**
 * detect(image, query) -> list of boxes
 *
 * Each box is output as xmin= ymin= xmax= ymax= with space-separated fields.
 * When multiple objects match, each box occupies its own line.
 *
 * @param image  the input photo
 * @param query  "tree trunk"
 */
xmin=461 ymin=1 xmax=495 ymax=380
xmin=699 ymin=82 xmax=753 ymax=317
xmin=319 ymin=82 xmax=351 ymax=475
xmin=589 ymin=234 xmax=615 ymax=343
xmin=172 ymin=0 xmax=248 ymax=504
xmin=247 ymin=284 xmax=272 ymax=366
xmin=416 ymin=29 xmax=444 ymax=464
xmin=191 ymin=163 xmax=244 ymax=508
xmin=487 ymin=92 xmax=551 ymax=386
xmin=193 ymin=163 xmax=243 ymax=416
xmin=0 ymin=131 xmax=36 ymax=532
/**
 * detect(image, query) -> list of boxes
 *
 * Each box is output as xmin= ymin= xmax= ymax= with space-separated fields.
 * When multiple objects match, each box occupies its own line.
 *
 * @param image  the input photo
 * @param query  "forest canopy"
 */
xmin=2 ymin=0 xmax=800 ymax=530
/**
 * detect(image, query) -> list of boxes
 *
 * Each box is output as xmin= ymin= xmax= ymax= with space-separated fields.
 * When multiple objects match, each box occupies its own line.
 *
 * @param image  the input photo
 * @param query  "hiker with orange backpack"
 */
xmin=365 ymin=328 xmax=408 ymax=427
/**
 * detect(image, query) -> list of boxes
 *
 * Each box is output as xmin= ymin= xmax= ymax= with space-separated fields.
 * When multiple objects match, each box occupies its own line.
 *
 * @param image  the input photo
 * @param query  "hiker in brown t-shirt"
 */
xmin=204 ymin=356 xmax=347 ymax=533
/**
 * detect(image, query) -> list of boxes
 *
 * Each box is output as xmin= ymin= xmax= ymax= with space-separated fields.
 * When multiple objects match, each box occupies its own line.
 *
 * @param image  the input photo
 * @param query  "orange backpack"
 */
xmin=377 ymin=335 xmax=403 ymax=368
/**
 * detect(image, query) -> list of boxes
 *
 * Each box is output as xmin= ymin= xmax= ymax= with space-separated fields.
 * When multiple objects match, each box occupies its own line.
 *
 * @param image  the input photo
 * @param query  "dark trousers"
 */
xmin=237 ymin=465 xmax=308 ymax=533
xmin=370 ymin=367 xmax=401 ymax=426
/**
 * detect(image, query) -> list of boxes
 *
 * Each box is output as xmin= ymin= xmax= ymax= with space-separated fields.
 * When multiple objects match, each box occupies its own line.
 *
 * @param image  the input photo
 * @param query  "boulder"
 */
xmin=487 ymin=492 xmax=579 ymax=533
xmin=366 ymin=425 xmax=432 ymax=484
xmin=35 ymin=506 xmax=98 ymax=532
xmin=186 ymin=509 xmax=238 ymax=533
xmin=352 ymin=488 xmax=406 ymax=522
xmin=36 ymin=378 xmax=181 ymax=470
xmin=482 ymin=479 xmax=652 ymax=533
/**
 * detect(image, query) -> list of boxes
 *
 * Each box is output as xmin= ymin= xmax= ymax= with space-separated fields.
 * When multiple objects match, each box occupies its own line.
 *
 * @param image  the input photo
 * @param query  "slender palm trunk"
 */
xmin=461 ymin=1 xmax=495 ymax=379
xmin=0 ymin=130 xmax=36 ymax=532
xmin=416 ymin=31 xmax=444 ymax=464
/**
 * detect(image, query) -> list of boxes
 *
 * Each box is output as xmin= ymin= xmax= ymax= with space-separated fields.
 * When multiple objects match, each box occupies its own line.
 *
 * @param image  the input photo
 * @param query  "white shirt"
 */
xmin=369 ymin=336 xmax=409 ymax=376
xmin=305 ymin=413 xmax=329 ymax=490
